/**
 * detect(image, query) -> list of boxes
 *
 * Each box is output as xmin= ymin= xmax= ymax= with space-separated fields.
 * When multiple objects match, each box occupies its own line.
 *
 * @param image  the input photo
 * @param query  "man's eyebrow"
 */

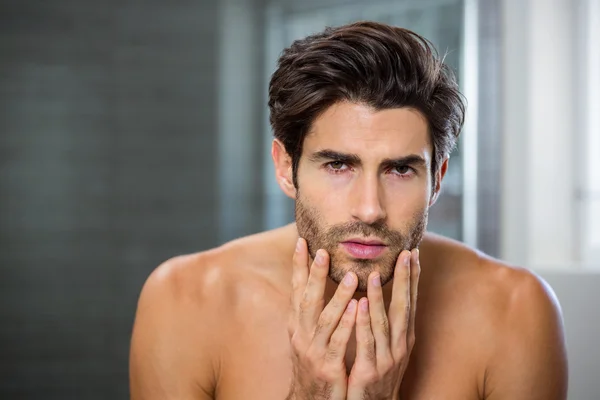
xmin=308 ymin=150 xmax=361 ymax=164
xmin=381 ymin=154 xmax=427 ymax=168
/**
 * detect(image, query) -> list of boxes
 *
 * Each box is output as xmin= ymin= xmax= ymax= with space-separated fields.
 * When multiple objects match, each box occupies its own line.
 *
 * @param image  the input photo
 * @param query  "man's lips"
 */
xmin=344 ymin=238 xmax=386 ymax=246
xmin=341 ymin=239 xmax=387 ymax=259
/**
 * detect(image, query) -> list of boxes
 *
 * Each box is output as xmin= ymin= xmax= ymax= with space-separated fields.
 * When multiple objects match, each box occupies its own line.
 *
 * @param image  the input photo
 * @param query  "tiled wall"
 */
xmin=0 ymin=1 xmax=220 ymax=398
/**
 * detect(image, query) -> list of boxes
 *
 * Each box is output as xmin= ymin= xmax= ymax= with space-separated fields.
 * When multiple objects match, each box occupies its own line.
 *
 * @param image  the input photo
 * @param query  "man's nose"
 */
xmin=349 ymin=174 xmax=387 ymax=225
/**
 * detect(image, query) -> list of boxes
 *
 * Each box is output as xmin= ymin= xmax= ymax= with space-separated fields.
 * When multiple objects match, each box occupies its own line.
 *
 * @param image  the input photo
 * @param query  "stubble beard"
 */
xmin=295 ymin=194 xmax=428 ymax=292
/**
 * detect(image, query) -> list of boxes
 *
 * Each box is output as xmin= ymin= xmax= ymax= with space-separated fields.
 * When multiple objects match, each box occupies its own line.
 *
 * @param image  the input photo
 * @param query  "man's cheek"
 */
xmin=320 ymin=189 xmax=351 ymax=215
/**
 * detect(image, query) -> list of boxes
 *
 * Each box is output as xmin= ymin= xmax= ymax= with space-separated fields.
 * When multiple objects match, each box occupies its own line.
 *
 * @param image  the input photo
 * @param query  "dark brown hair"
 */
xmin=268 ymin=21 xmax=466 ymax=187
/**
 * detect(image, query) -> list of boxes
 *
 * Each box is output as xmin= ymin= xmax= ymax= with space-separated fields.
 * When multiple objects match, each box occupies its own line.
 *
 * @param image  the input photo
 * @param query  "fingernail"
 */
xmin=346 ymin=299 xmax=356 ymax=312
xmin=415 ymin=248 xmax=420 ymax=259
xmin=343 ymin=272 xmax=354 ymax=286
xmin=315 ymin=250 xmax=324 ymax=264
xmin=296 ymin=238 xmax=302 ymax=252
xmin=360 ymin=298 xmax=369 ymax=312
xmin=371 ymin=273 xmax=381 ymax=287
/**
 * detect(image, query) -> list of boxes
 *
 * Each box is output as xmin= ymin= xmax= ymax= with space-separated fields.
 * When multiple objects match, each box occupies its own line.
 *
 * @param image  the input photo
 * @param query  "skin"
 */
xmin=129 ymin=102 xmax=568 ymax=399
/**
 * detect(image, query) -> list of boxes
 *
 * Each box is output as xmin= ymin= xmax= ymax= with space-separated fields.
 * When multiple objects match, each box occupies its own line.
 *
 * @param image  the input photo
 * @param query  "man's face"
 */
xmin=294 ymin=102 xmax=435 ymax=292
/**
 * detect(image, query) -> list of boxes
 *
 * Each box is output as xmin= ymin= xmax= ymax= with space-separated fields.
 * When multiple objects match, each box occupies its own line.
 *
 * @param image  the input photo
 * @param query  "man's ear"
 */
xmin=429 ymin=156 xmax=449 ymax=207
xmin=271 ymin=139 xmax=297 ymax=199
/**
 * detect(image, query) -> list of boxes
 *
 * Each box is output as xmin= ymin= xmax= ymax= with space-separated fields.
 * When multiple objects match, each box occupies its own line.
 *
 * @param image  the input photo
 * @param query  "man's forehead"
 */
xmin=304 ymin=102 xmax=432 ymax=159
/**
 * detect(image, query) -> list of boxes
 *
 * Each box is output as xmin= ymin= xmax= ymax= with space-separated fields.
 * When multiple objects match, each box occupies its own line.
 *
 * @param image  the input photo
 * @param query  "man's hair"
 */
xmin=268 ymin=21 xmax=466 ymax=187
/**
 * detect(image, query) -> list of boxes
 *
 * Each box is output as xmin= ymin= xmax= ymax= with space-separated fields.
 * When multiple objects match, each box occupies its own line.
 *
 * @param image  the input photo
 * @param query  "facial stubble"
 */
xmin=295 ymin=195 xmax=427 ymax=292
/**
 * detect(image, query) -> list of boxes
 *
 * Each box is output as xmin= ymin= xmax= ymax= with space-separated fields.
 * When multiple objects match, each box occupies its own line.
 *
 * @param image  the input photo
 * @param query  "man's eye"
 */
xmin=393 ymin=165 xmax=413 ymax=175
xmin=328 ymin=161 xmax=347 ymax=170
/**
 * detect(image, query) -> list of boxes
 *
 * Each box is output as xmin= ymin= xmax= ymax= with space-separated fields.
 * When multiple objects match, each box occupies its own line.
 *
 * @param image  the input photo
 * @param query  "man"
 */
xmin=129 ymin=21 xmax=568 ymax=399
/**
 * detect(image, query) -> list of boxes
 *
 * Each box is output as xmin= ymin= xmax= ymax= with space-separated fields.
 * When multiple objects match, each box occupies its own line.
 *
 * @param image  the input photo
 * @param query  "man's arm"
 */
xmin=485 ymin=269 xmax=568 ymax=400
xmin=129 ymin=255 xmax=219 ymax=400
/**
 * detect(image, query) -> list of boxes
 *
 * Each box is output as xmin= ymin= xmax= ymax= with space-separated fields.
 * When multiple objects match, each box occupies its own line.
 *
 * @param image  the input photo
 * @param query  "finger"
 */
xmin=289 ymin=238 xmax=309 ymax=337
xmin=312 ymin=270 xmax=358 ymax=346
xmin=367 ymin=271 xmax=392 ymax=363
xmin=299 ymin=249 xmax=330 ymax=334
xmin=324 ymin=299 xmax=358 ymax=364
xmin=291 ymin=238 xmax=309 ymax=312
xmin=407 ymin=249 xmax=421 ymax=350
xmin=355 ymin=297 xmax=376 ymax=367
xmin=388 ymin=250 xmax=411 ymax=350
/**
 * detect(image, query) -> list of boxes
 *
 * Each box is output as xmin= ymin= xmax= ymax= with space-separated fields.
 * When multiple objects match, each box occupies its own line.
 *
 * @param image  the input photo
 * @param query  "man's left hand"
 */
xmin=347 ymin=249 xmax=420 ymax=400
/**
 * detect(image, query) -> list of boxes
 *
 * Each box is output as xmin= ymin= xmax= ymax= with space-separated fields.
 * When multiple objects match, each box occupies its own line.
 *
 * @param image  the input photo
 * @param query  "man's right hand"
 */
xmin=287 ymin=238 xmax=359 ymax=400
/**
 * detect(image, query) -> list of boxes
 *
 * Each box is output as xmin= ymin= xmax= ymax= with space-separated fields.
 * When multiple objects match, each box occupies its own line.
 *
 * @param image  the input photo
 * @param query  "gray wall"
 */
xmin=0 ymin=1 xmax=221 ymax=398
xmin=538 ymin=272 xmax=600 ymax=400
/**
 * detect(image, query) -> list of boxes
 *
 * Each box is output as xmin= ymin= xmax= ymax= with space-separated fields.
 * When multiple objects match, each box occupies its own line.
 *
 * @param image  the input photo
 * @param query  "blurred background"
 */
xmin=0 ymin=0 xmax=598 ymax=398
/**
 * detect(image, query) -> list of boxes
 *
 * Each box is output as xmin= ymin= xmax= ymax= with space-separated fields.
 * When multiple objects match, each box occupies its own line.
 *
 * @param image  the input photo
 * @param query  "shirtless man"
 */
xmin=129 ymin=21 xmax=568 ymax=399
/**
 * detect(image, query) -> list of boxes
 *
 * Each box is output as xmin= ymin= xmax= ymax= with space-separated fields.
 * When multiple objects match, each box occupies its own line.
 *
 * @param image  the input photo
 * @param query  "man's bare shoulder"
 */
xmin=420 ymin=231 xmax=558 ymax=302
xmin=420 ymin=232 xmax=566 ymax=394
xmin=141 ymin=224 xmax=296 ymax=310
xmin=130 ymin=226 xmax=297 ymax=398
xmin=419 ymin=231 xmax=563 ymax=342
xmin=129 ymin=248 xmax=227 ymax=398
xmin=140 ymin=250 xmax=226 ymax=309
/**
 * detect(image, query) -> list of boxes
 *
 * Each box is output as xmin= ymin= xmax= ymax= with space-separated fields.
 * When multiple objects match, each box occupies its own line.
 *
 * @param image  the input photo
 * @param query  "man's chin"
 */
xmin=329 ymin=262 xmax=379 ymax=292
xmin=328 ymin=272 xmax=369 ymax=293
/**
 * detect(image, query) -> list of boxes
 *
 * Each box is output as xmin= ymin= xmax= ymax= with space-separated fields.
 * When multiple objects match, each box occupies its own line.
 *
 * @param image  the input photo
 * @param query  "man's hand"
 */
xmin=287 ymin=238 xmax=359 ymax=400
xmin=347 ymin=249 xmax=420 ymax=400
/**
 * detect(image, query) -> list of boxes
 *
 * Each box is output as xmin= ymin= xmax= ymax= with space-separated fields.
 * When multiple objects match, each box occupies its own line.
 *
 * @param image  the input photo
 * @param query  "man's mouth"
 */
xmin=340 ymin=238 xmax=387 ymax=259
